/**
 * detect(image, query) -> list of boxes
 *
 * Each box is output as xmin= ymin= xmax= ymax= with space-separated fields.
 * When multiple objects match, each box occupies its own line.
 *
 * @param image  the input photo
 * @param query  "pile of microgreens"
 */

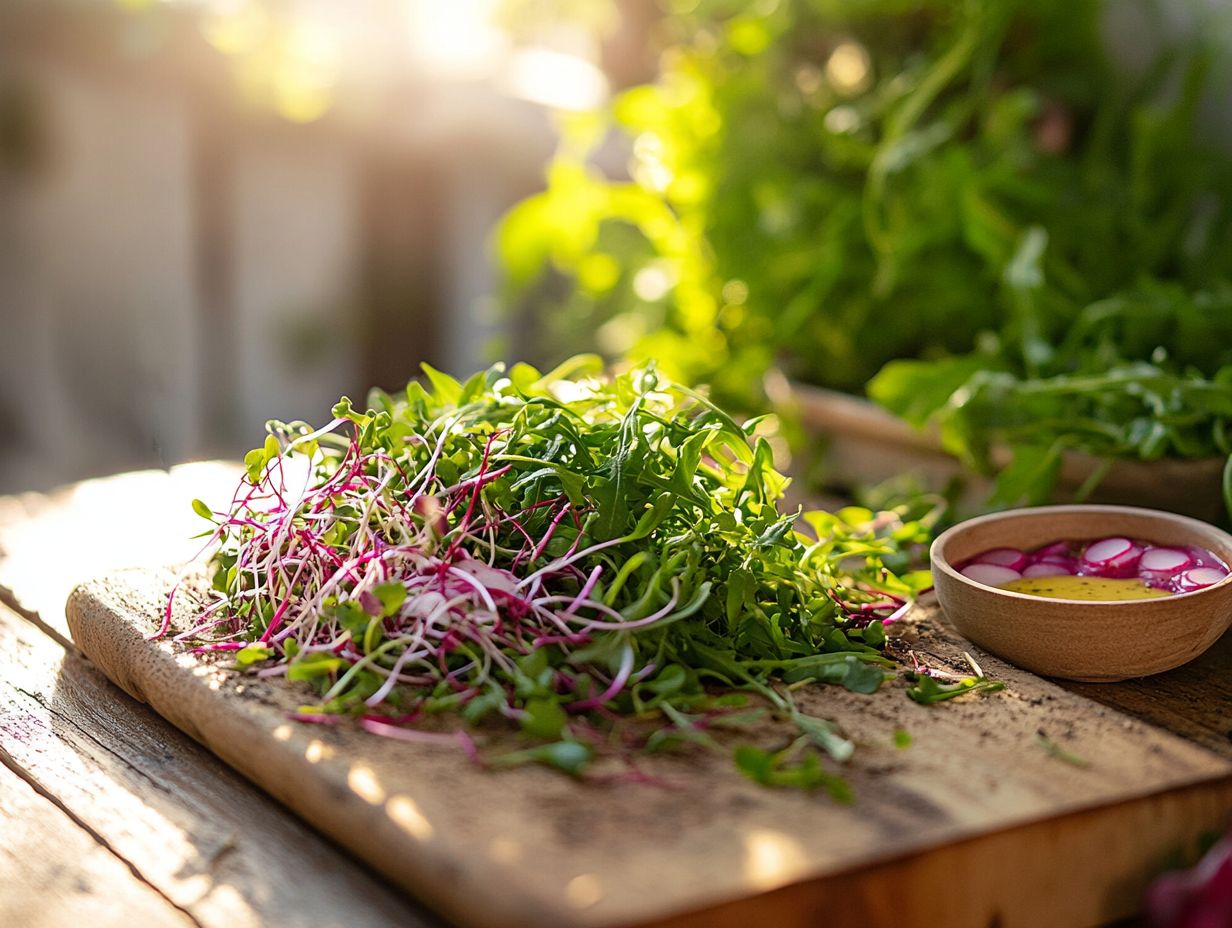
xmin=169 ymin=359 xmax=972 ymax=793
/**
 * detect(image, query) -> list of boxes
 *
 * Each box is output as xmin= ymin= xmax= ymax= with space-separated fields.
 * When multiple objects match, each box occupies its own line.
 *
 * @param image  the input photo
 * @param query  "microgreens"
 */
xmin=171 ymin=359 xmax=937 ymax=786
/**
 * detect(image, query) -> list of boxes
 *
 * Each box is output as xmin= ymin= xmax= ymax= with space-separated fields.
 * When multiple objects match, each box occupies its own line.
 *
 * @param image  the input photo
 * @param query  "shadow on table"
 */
xmin=1057 ymin=626 xmax=1232 ymax=762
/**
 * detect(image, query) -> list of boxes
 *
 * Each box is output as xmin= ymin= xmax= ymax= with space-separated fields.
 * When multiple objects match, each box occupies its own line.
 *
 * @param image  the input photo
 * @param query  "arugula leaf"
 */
xmin=869 ymin=356 xmax=997 ymax=429
xmin=734 ymin=743 xmax=853 ymax=801
xmin=905 ymin=673 xmax=1005 ymax=705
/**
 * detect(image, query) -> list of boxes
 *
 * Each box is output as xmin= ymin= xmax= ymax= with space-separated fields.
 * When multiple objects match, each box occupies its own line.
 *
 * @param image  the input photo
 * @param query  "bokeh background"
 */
xmin=2 ymin=0 xmax=1231 ymax=496
xmin=0 ymin=0 xmax=652 ymax=491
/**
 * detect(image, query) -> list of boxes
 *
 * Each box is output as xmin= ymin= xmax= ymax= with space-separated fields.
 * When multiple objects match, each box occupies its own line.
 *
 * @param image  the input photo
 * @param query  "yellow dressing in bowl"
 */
xmin=1000 ymin=575 xmax=1170 ymax=601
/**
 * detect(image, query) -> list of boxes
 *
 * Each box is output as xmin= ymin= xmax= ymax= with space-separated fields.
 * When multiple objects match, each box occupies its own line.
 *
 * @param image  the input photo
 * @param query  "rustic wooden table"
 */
xmin=0 ymin=464 xmax=440 ymax=928
xmin=2 ymin=464 xmax=1230 ymax=927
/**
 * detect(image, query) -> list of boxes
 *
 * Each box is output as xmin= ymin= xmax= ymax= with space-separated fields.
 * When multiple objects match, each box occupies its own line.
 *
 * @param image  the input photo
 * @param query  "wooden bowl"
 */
xmin=930 ymin=505 xmax=1232 ymax=682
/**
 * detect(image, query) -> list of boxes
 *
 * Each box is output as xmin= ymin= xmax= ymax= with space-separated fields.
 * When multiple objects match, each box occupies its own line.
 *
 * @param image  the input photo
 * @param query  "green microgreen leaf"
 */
xmin=491 ymin=740 xmax=593 ymax=777
xmin=519 ymin=698 xmax=568 ymax=740
xmin=373 ymin=582 xmax=407 ymax=617
xmin=235 ymin=644 xmax=273 ymax=666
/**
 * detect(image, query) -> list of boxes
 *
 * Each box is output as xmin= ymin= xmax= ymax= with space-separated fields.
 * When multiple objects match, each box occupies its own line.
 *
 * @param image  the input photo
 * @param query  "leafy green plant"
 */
xmin=498 ymin=0 xmax=1232 ymax=514
xmin=870 ymin=283 xmax=1232 ymax=510
xmin=172 ymin=359 xmax=941 ymax=786
xmin=501 ymin=0 xmax=1232 ymax=407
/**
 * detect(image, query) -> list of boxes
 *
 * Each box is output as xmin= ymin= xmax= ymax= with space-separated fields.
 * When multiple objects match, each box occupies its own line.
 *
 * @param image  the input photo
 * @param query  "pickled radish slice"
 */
xmin=1081 ymin=537 xmax=1134 ymax=564
xmin=961 ymin=563 xmax=1022 ymax=587
xmin=1101 ymin=543 xmax=1144 ymax=578
xmin=1138 ymin=547 xmax=1192 ymax=575
xmin=1022 ymin=562 xmax=1073 ymax=579
xmin=1177 ymin=567 xmax=1228 ymax=591
xmin=973 ymin=548 xmax=1028 ymax=571
xmin=1035 ymin=541 xmax=1074 ymax=559
xmin=1186 ymin=546 xmax=1219 ymax=569
xmin=1034 ymin=555 xmax=1077 ymax=568
xmin=961 ymin=536 xmax=1229 ymax=597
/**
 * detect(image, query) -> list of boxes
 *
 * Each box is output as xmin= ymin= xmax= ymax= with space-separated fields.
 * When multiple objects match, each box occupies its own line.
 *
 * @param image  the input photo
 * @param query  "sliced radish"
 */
xmin=1082 ymin=537 xmax=1134 ymax=565
xmin=1022 ymin=561 xmax=1073 ymax=578
xmin=1101 ymin=543 xmax=1144 ymax=578
xmin=1186 ymin=546 xmax=1219 ymax=569
xmin=974 ymin=548 xmax=1028 ymax=571
xmin=1176 ymin=566 xmax=1229 ymax=591
xmin=1133 ymin=539 xmax=1192 ymax=581
xmin=1138 ymin=547 xmax=1192 ymax=576
xmin=1035 ymin=541 xmax=1074 ymax=559
xmin=961 ymin=563 xmax=1022 ymax=587
xmin=1033 ymin=554 xmax=1078 ymax=568
xmin=965 ymin=538 xmax=1229 ymax=593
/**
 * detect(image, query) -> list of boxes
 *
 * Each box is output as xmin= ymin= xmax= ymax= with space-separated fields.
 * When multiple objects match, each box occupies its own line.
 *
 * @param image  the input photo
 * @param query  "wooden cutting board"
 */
xmin=67 ymin=568 xmax=1232 ymax=928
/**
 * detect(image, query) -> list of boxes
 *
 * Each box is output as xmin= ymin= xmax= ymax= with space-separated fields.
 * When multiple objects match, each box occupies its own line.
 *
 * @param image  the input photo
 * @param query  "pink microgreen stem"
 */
xmin=566 ymin=643 xmax=635 ymax=711
xmin=360 ymin=719 xmax=481 ymax=762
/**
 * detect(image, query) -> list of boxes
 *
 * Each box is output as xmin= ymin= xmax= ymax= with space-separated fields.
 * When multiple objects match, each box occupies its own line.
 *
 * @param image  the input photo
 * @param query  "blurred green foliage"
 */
xmin=498 ymin=0 xmax=1232 ymax=412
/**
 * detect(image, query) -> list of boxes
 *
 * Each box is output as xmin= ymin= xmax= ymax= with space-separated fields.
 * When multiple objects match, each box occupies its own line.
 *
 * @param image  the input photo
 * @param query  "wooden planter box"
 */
xmin=784 ymin=383 xmax=1227 ymax=522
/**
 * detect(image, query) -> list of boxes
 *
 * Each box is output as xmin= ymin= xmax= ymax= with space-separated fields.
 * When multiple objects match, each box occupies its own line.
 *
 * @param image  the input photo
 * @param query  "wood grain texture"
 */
xmin=1062 ymin=626 xmax=1232 ymax=761
xmin=0 ymin=603 xmax=438 ymax=928
xmin=0 ymin=461 xmax=244 ymax=633
xmin=0 ymin=755 xmax=195 ymax=928
xmin=642 ymin=777 xmax=1232 ymax=928
xmin=67 ymin=568 xmax=1232 ymax=928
